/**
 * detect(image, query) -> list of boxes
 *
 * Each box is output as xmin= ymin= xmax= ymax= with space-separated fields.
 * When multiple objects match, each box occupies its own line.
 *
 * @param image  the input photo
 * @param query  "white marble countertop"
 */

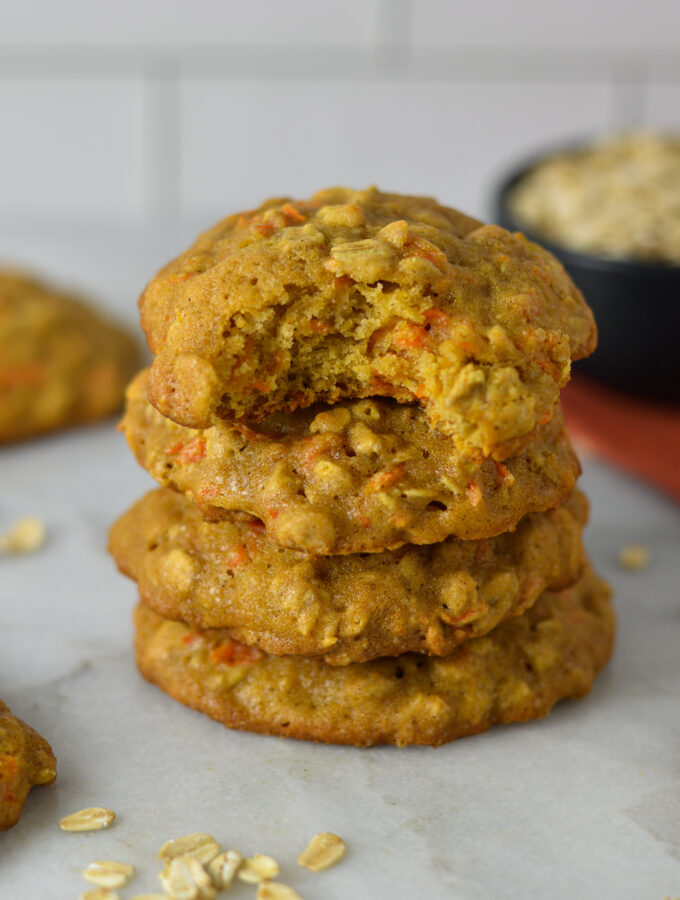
xmin=1 ymin=225 xmax=679 ymax=899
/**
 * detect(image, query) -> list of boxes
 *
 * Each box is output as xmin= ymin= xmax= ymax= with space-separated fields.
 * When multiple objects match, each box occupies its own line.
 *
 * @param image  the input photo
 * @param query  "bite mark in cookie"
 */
xmin=139 ymin=187 xmax=596 ymax=460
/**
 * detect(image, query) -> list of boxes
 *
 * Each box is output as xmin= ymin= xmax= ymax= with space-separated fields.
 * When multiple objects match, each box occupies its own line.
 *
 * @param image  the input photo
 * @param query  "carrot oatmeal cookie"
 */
xmin=0 ymin=699 xmax=56 ymax=830
xmin=134 ymin=565 xmax=614 ymax=747
xmin=110 ymin=488 xmax=588 ymax=664
xmin=0 ymin=270 xmax=139 ymax=442
xmin=123 ymin=369 xmax=580 ymax=554
xmin=139 ymin=187 xmax=596 ymax=460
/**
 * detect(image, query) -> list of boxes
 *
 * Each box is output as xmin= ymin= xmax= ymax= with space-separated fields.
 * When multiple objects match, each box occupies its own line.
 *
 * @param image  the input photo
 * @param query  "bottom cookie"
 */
xmin=0 ymin=700 xmax=57 ymax=830
xmin=135 ymin=565 xmax=614 ymax=747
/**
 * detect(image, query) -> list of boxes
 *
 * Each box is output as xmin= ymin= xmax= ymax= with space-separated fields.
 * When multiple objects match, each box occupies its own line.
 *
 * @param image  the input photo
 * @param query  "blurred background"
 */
xmin=2 ymin=0 xmax=679 ymax=309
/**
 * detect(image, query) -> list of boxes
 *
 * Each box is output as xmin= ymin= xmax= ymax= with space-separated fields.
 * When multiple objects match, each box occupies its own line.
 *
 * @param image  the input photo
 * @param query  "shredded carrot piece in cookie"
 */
xmin=299 ymin=434 xmax=342 ymax=470
xmin=467 ymin=482 xmax=482 ymax=507
xmin=167 ymin=436 xmax=206 ymax=464
xmin=364 ymin=464 xmax=406 ymax=493
xmin=226 ymin=545 xmax=250 ymax=569
xmin=423 ymin=307 xmax=450 ymax=328
xmin=403 ymin=236 xmax=448 ymax=270
xmin=281 ymin=203 xmax=307 ymax=224
xmin=493 ymin=460 xmax=512 ymax=481
xmin=0 ymin=362 xmax=47 ymax=388
xmin=209 ymin=640 xmax=262 ymax=666
xmin=309 ymin=318 xmax=331 ymax=334
xmin=395 ymin=324 xmax=429 ymax=348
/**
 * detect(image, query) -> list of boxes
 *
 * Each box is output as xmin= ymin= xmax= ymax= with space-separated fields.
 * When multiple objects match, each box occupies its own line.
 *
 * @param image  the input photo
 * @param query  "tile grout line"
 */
xmin=374 ymin=0 xmax=413 ymax=70
xmin=143 ymin=56 xmax=181 ymax=224
xmin=0 ymin=44 xmax=678 ymax=82
xmin=607 ymin=59 xmax=651 ymax=130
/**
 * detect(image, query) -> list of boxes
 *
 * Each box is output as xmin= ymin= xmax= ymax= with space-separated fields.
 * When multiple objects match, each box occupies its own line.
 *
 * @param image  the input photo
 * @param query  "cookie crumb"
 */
xmin=59 ymin=807 xmax=115 ymax=832
xmin=617 ymin=543 xmax=650 ymax=571
xmin=0 ymin=516 xmax=45 ymax=555
xmin=297 ymin=833 xmax=346 ymax=872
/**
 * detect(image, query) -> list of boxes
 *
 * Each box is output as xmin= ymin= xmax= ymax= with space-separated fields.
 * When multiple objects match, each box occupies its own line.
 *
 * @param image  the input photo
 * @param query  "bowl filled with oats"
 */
xmin=495 ymin=132 xmax=680 ymax=402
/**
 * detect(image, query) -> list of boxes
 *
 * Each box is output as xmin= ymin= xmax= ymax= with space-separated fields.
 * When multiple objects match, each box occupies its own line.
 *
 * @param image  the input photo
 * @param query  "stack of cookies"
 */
xmin=109 ymin=187 xmax=615 ymax=747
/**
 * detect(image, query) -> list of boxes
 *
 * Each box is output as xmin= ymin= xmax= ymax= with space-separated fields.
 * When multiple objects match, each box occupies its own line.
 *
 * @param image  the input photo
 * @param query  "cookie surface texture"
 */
xmin=139 ymin=187 xmax=596 ymax=460
xmin=0 ymin=270 xmax=139 ymax=442
xmin=134 ymin=566 xmax=614 ymax=747
xmin=0 ymin=699 xmax=57 ymax=830
xmin=110 ymin=488 xmax=588 ymax=664
xmin=124 ymin=369 xmax=580 ymax=554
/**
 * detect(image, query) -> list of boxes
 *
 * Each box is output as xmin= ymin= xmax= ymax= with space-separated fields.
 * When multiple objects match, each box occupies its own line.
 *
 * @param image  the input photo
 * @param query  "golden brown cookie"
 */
xmin=134 ymin=565 xmax=614 ymax=747
xmin=0 ymin=270 xmax=139 ymax=443
xmin=110 ymin=488 xmax=588 ymax=665
xmin=139 ymin=187 xmax=596 ymax=460
xmin=0 ymin=699 xmax=56 ymax=830
xmin=123 ymin=369 xmax=580 ymax=554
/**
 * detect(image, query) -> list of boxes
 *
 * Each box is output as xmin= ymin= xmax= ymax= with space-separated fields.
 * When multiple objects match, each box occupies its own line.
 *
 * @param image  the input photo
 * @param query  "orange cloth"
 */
xmin=561 ymin=375 xmax=680 ymax=502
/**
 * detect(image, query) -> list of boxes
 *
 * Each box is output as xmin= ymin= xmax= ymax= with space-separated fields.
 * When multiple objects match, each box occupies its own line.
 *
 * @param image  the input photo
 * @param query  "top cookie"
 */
xmin=140 ymin=187 xmax=596 ymax=460
xmin=0 ymin=270 xmax=139 ymax=443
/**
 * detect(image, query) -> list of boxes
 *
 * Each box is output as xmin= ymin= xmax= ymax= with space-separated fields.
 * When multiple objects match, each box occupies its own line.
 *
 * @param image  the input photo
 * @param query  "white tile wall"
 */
xmin=411 ymin=0 xmax=680 ymax=49
xmin=0 ymin=78 xmax=146 ymax=221
xmin=0 ymin=0 xmax=677 ymax=228
xmin=179 ymin=79 xmax=611 ymax=221
xmin=646 ymin=83 xmax=680 ymax=129
xmin=2 ymin=1 xmax=380 ymax=46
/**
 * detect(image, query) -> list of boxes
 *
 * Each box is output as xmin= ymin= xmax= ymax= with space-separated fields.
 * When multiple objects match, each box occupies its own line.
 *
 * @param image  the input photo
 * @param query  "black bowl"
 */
xmin=494 ymin=155 xmax=680 ymax=405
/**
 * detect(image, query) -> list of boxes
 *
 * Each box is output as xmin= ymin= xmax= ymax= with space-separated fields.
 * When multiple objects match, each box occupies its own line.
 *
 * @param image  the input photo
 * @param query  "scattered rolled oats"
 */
xmin=59 ymin=807 xmax=116 ymax=832
xmin=83 ymin=860 xmax=135 ymax=889
xmin=257 ymin=883 xmax=303 ymax=900
xmin=297 ymin=833 xmax=346 ymax=872
xmin=238 ymin=853 xmax=280 ymax=884
xmin=68 ymin=822 xmax=343 ymax=899
xmin=79 ymin=890 xmax=120 ymax=900
xmin=0 ymin=516 xmax=46 ymax=555
xmin=207 ymin=849 xmax=243 ymax=889
xmin=160 ymin=856 xmax=216 ymax=900
xmin=158 ymin=832 xmax=221 ymax=866
xmin=129 ymin=896 xmax=168 ymax=900
xmin=617 ymin=543 xmax=650 ymax=571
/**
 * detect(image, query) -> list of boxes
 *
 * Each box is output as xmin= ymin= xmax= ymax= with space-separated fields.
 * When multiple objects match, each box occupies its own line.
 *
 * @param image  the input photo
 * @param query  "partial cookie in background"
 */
xmin=0 ymin=270 xmax=139 ymax=443
xmin=134 ymin=565 xmax=614 ymax=747
xmin=0 ymin=699 xmax=56 ymax=830
xmin=111 ymin=488 xmax=588 ymax=664
xmin=138 ymin=186 xmax=596 ymax=460
xmin=123 ymin=369 xmax=580 ymax=554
